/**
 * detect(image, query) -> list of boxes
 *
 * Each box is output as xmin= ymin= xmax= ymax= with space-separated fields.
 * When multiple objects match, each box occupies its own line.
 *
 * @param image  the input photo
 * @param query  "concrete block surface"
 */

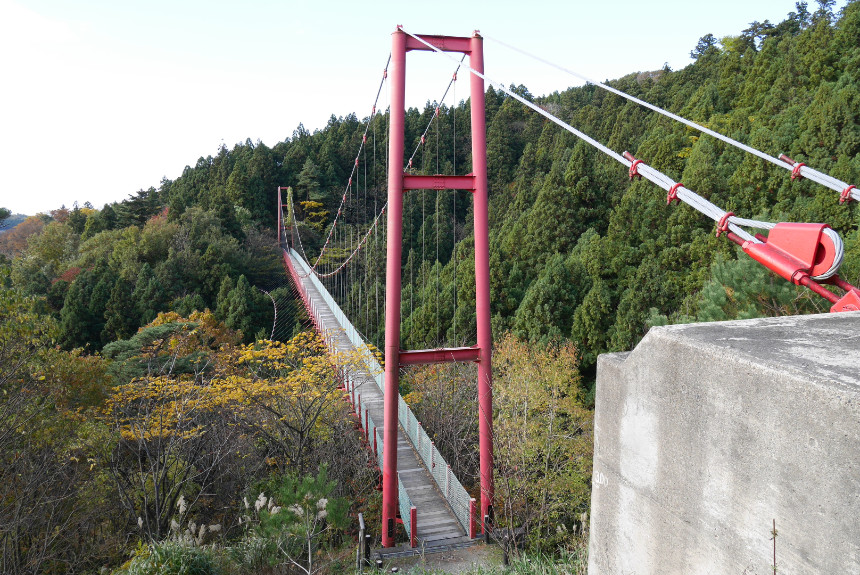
xmin=588 ymin=312 xmax=860 ymax=575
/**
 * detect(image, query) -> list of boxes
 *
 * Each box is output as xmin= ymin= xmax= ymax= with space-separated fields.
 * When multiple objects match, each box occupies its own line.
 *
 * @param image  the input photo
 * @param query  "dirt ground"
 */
xmin=373 ymin=543 xmax=504 ymax=574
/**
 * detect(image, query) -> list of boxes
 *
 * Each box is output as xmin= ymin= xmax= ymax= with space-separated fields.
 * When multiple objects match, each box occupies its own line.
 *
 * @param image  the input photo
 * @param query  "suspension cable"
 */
xmin=400 ymin=29 xmax=629 ymax=164
xmin=484 ymin=34 xmax=859 ymax=204
xmin=401 ymin=27 xmax=845 ymax=282
xmin=311 ymin=56 xmax=391 ymax=271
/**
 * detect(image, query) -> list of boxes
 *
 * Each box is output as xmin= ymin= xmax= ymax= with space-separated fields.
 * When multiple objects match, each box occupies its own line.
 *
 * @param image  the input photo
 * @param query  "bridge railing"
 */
xmin=400 ymin=395 xmax=474 ymax=535
xmin=289 ymin=248 xmax=383 ymax=388
xmin=288 ymin=248 xmax=475 ymax=538
xmin=397 ymin=472 xmax=417 ymax=547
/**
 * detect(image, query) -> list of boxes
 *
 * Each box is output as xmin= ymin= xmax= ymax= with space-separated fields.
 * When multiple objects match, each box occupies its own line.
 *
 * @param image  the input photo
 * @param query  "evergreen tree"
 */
xmin=132 ymin=263 xmax=165 ymax=325
xmin=103 ymin=277 xmax=138 ymax=342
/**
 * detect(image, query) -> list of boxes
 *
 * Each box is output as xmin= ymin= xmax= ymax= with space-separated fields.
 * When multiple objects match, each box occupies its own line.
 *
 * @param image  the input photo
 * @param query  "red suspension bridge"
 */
xmin=276 ymin=27 xmax=860 ymax=552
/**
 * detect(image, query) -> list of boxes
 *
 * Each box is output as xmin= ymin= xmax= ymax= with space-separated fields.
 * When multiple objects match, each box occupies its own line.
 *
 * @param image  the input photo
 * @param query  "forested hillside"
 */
xmin=271 ymin=0 xmax=859 ymax=379
xmin=1 ymin=1 xmax=858 ymax=573
xmin=8 ymin=1 xmax=856 ymax=369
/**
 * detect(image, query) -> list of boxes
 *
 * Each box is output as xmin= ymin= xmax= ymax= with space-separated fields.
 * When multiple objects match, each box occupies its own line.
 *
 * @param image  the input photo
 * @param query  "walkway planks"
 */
xmin=288 ymin=251 xmax=470 ymax=550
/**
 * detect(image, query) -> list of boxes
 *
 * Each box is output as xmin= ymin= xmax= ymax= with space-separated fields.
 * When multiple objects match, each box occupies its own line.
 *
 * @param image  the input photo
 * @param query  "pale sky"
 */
xmin=0 ymin=0 xmax=847 ymax=215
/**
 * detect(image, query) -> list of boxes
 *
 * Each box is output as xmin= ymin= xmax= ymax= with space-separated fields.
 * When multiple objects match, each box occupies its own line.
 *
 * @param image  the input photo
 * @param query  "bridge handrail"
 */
xmin=288 ymin=248 xmax=474 ymax=536
xmin=400 ymin=393 xmax=472 ymax=533
xmin=290 ymin=249 xmax=383 ymax=387
xmin=397 ymin=472 xmax=415 ymax=543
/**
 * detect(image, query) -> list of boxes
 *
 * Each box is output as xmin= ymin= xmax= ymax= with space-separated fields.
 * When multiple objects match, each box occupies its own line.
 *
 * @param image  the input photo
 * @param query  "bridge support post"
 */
xmin=469 ymin=32 xmax=494 ymax=533
xmin=382 ymin=27 xmax=494 ymax=546
xmin=381 ymin=27 xmax=407 ymax=548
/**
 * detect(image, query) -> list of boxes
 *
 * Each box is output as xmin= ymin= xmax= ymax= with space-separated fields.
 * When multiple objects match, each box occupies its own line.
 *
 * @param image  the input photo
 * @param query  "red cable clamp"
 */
xmin=408 ymin=159 xmax=413 ymax=169
xmin=453 ymin=72 xmax=457 ymax=81
xmin=420 ymin=135 xmax=425 ymax=145
xmin=355 ymin=158 xmax=359 ymax=166
xmin=667 ymin=183 xmax=683 ymax=205
xmin=716 ymin=212 xmax=734 ymax=237
xmin=791 ymin=163 xmax=806 ymax=180
xmin=840 ymin=185 xmax=855 ymax=204
xmin=435 ymin=107 xmax=440 ymax=117
xmin=363 ymin=135 xmax=367 ymax=143
xmin=628 ymin=159 xmax=643 ymax=180
xmin=372 ymin=105 xmax=376 ymax=115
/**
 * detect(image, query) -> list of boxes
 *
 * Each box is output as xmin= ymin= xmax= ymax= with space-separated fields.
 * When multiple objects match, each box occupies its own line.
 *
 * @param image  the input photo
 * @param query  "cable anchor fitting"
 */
xmin=791 ymin=163 xmax=806 ymax=180
xmin=840 ymin=185 xmax=855 ymax=204
xmin=716 ymin=212 xmax=734 ymax=237
xmin=667 ymin=183 xmax=683 ymax=205
xmin=622 ymin=151 xmax=643 ymax=181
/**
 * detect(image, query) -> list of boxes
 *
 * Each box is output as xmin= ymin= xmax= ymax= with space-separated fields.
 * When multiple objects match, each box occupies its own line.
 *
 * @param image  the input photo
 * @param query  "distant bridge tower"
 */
xmin=382 ymin=28 xmax=494 ymax=547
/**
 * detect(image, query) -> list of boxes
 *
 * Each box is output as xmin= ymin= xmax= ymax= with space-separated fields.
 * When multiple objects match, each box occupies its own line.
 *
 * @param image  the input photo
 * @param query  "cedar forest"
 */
xmin=1 ymin=2 xmax=858 ymax=573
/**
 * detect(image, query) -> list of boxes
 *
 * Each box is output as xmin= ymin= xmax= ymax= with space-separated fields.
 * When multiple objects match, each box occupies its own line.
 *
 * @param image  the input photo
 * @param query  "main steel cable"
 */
xmin=779 ymin=156 xmax=860 ymax=203
xmin=315 ymin=202 xmax=388 ymax=279
xmin=484 ymin=34 xmax=858 ymax=203
xmin=400 ymin=29 xmax=629 ymax=162
xmin=402 ymin=27 xmax=845 ymax=281
xmin=311 ymin=56 xmax=391 ymax=272
xmin=400 ymin=28 xmax=770 ymax=237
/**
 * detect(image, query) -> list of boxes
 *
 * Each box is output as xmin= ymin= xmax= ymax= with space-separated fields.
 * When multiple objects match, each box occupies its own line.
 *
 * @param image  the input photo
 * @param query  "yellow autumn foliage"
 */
xmin=100 ymin=319 xmax=360 ymax=472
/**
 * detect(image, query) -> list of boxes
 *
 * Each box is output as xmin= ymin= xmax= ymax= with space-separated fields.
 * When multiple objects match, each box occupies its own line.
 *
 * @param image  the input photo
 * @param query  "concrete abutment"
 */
xmin=588 ymin=312 xmax=860 ymax=574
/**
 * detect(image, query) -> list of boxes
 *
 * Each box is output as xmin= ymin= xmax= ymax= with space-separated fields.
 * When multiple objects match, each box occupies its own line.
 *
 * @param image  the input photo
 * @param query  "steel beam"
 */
xmin=402 ymin=174 xmax=476 ymax=191
xmin=398 ymin=346 xmax=481 ymax=366
xmin=405 ymin=34 xmax=472 ymax=54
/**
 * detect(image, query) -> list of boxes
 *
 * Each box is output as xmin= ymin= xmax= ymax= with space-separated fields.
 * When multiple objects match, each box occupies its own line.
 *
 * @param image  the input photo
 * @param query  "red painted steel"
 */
xmin=470 ymin=32 xmax=495 ymax=533
xmin=832 ymin=289 xmax=860 ymax=312
xmin=381 ymin=28 xmax=407 ymax=548
xmin=797 ymin=275 xmax=840 ymax=303
xmin=398 ymin=346 xmax=481 ymax=365
xmin=469 ymin=498 xmax=477 ymax=539
xmin=410 ymin=507 xmax=418 ymax=548
xmin=404 ymin=33 xmax=472 ymax=54
xmin=829 ymin=276 xmax=859 ymax=293
xmin=727 ymin=228 xmax=860 ymax=310
xmin=402 ymin=174 xmax=476 ymax=191
xmin=764 ymin=223 xmax=836 ymax=279
xmin=741 ymin=223 xmax=834 ymax=284
xmin=277 ymin=188 xmax=283 ymax=246
xmin=381 ymin=29 xmax=494 ymax=546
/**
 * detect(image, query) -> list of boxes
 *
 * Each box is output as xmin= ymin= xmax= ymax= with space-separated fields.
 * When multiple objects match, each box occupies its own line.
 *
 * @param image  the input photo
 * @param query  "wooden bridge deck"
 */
xmin=289 ymin=251 xmax=470 ymax=549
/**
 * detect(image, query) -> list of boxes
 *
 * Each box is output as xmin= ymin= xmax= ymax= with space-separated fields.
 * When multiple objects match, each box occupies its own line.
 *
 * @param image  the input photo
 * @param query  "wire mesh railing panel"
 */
xmin=447 ymin=474 xmax=472 ymax=532
xmin=397 ymin=472 xmax=414 ymax=538
xmin=288 ymin=248 xmax=474 ymax=536
xmin=375 ymin=428 xmax=383 ymax=470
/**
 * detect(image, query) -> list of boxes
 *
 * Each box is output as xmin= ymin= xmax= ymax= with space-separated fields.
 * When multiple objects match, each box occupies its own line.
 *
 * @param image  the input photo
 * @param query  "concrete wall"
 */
xmin=588 ymin=312 xmax=860 ymax=575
